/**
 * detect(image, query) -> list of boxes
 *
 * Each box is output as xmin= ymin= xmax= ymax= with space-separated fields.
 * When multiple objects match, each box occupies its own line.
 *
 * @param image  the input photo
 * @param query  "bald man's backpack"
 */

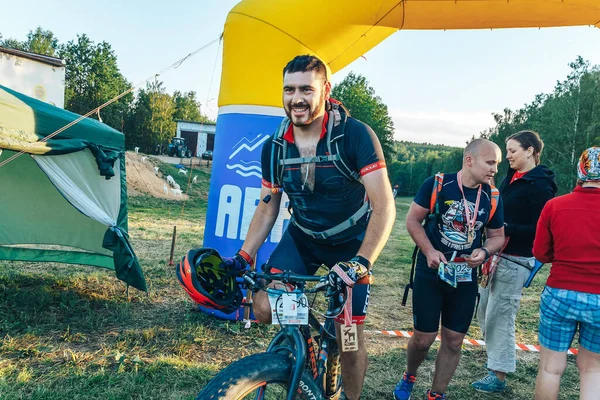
xmin=401 ymin=173 xmax=500 ymax=306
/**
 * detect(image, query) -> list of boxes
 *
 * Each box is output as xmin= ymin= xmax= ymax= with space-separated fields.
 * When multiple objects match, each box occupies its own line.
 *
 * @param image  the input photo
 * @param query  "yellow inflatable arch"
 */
xmin=203 ymin=0 xmax=600 ymax=271
xmin=220 ymin=0 xmax=600 ymax=108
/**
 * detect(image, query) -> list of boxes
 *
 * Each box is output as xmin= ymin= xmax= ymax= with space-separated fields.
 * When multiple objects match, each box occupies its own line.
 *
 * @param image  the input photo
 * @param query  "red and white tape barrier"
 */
xmin=366 ymin=330 xmax=578 ymax=355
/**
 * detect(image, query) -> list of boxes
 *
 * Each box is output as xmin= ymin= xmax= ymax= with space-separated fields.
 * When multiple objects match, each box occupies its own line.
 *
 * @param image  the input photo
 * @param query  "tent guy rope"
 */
xmin=0 ymin=35 xmax=222 ymax=169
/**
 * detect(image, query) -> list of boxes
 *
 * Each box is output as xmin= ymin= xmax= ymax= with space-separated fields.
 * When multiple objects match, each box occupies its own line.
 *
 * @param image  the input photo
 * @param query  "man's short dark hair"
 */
xmin=283 ymin=55 xmax=328 ymax=80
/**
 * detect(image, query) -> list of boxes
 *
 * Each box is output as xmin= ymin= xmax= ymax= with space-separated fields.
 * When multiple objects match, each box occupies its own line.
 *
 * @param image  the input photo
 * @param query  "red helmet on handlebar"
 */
xmin=176 ymin=248 xmax=242 ymax=314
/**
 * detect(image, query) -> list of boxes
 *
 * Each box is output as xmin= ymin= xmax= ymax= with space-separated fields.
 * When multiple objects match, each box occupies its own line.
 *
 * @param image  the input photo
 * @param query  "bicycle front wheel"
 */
xmin=325 ymin=348 xmax=342 ymax=399
xmin=197 ymin=352 xmax=323 ymax=400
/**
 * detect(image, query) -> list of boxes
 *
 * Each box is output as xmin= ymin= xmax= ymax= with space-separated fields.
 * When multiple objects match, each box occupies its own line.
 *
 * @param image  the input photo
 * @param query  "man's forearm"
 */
xmin=406 ymin=219 xmax=435 ymax=256
xmin=357 ymin=204 xmax=395 ymax=265
xmin=241 ymin=203 xmax=279 ymax=257
xmin=483 ymin=235 xmax=505 ymax=254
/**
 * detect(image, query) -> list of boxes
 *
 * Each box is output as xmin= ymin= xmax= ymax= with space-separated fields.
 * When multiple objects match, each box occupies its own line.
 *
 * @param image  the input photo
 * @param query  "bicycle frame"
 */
xmin=246 ymin=273 xmax=342 ymax=400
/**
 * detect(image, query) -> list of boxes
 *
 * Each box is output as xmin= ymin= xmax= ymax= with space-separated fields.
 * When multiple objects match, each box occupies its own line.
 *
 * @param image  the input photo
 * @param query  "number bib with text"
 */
xmin=452 ymin=262 xmax=472 ymax=283
xmin=268 ymin=292 xmax=309 ymax=325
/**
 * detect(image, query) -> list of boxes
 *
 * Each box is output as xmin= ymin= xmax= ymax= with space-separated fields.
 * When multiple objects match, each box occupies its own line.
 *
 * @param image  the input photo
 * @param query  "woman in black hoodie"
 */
xmin=472 ymin=131 xmax=557 ymax=393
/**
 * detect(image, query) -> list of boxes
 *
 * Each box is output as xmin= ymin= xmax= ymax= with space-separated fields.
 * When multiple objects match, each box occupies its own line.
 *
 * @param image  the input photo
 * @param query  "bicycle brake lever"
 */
xmin=242 ymin=274 xmax=258 ymax=289
xmin=312 ymin=280 xmax=329 ymax=292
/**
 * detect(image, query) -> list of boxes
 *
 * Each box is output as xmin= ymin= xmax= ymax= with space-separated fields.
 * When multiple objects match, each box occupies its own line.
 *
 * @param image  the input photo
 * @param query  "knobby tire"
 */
xmin=325 ymin=350 xmax=342 ymax=398
xmin=197 ymin=352 xmax=323 ymax=400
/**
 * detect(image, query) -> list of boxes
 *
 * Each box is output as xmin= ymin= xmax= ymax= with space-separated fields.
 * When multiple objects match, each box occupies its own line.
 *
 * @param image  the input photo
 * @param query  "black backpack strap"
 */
xmin=271 ymin=103 xmax=358 ymax=186
xmin=402 ymin=245 xmax=419 ymax=307
xmin=270 ymin=118 xmax=289 ymax=188
xmin=402 ymin=174 xmax=445 ymax=307
xmin=327 ymin=102 xmax=361 ymax=183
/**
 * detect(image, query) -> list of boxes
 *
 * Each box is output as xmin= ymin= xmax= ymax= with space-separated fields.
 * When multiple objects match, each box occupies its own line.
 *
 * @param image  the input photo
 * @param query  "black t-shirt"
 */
xmin=413 ymin=173 xmax=504 ymax=272
xmin=261 ymin=117 xmax=385 ymax=243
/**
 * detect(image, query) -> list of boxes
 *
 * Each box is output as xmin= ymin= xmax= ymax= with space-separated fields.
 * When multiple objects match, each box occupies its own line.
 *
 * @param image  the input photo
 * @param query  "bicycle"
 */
xmin=196 ymin=267 xmax=348 ymax=400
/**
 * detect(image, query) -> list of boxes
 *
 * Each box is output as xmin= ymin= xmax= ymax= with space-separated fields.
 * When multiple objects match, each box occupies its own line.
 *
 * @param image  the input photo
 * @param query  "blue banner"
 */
xmin=203 ymin=112 xmax=290 ymax=268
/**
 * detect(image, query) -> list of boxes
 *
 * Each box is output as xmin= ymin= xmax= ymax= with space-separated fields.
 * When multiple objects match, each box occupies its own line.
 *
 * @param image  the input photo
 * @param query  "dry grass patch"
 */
xmin=0 ymin=185 xmax=579 ymax=399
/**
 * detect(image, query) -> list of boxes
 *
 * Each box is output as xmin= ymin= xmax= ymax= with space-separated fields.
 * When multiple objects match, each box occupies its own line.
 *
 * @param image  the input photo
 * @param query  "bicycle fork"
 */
xmin=265 ymin=326 xmax=308 ymax=400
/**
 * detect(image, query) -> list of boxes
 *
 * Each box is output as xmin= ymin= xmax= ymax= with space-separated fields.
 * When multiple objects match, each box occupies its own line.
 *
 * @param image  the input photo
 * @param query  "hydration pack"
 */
xmin=269 ymin=101 xmax=370 ymax=241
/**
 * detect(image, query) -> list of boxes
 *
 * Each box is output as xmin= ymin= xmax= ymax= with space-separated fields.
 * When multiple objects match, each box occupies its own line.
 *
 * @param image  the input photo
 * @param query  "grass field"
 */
xmin=0 ymin=161 xmax=580 ymax=399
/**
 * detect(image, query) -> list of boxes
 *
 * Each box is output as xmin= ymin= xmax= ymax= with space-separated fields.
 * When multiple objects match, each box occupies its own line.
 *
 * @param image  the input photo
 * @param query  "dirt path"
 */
xmin=125 ymin=152 xmax=189 ymax=200
xmin=153 ymin=155 xmax=212 ymax=168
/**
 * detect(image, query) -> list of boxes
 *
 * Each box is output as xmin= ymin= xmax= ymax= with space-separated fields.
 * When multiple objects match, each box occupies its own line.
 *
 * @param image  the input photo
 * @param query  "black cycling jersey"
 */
xmin=261 ymin=114 xmax=385 ymax=244
xmin=411 ymin=173 xmax=505 ymax=333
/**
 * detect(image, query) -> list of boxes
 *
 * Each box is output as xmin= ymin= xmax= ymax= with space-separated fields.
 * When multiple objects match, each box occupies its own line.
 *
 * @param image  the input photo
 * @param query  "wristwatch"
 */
xmin=481 ymin=247 xmax=490 ymax=261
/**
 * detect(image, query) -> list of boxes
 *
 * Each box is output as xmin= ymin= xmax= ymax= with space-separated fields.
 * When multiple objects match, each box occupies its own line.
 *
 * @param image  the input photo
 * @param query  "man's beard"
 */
xmin=285 ymin=97 xmax=326 ymax=127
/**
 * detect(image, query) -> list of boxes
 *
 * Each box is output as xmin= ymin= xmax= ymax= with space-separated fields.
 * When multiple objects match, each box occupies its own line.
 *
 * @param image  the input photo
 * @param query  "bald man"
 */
xmin=394 ymin=139 xmax=506 ymax=400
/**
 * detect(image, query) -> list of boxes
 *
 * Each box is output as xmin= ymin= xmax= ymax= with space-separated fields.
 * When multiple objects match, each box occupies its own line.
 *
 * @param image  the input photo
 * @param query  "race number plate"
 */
xmin=453 ymin=262 xmax=472 ymax=283
xmin=341 ymin=323 xmax=359 ymax=352
xmin=268 ymin=292 xmax=309 ymax=325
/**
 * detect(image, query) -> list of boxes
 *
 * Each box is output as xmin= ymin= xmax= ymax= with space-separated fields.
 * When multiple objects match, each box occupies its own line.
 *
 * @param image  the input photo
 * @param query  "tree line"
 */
xmin=1 ymin=27 xmax=212 ymax=152
xmin=3 ymin=28 xmax=597 ymax=194
xmin=482 ymin=56 xmax=600 ymax=195
xmin=331 ymin=72 xmax=464 ymax=195
xmin=336 ymin=58 xmax=600 ymax=196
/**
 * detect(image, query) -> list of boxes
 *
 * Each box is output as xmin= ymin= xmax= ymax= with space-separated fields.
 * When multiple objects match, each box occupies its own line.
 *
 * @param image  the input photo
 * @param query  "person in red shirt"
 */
xmin=533 ymin=146 xmax=600 ymax=400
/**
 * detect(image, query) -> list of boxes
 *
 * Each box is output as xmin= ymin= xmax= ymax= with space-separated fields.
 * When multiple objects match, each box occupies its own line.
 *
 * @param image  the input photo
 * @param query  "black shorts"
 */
xmin=412 ymin=256 xmax=478 ymax=334
xmin=267 ymin=224 xmax=370 ymax=325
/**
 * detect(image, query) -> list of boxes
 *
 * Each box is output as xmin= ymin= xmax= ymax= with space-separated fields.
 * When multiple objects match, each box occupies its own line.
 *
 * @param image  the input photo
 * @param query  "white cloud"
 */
xmin=390 ymin=109 xmax=497 ymax=147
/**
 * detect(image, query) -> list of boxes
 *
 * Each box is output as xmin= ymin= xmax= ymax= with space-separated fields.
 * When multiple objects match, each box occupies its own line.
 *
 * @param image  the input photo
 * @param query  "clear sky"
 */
xmin=2 ymin=0 xmax=599 ymax=147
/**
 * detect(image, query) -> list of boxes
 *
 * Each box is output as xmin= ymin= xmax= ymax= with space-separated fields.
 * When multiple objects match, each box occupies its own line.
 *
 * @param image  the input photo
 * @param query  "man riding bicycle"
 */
xmin=223 ymin=54 xmax=396 ymax=400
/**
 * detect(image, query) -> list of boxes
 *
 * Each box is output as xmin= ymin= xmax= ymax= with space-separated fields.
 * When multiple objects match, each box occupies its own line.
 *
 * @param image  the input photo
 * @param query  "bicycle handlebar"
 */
xmin=241 ymin=267 xmax=348 ymax=323
xmin=241 ymin=270 xmax=331 ymax=294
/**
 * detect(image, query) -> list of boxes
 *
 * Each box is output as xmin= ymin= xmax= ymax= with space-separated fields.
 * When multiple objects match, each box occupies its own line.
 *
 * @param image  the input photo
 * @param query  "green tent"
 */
xmin=0 ymin=85 xmax=146 ymax=291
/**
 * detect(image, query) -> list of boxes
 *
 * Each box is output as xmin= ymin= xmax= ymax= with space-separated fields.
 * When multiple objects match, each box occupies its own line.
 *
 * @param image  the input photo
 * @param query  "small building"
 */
xmin=0 ymin=46 xmax=66 ymax=108
xmin=175 ymin=120 xmax=216 ymax=157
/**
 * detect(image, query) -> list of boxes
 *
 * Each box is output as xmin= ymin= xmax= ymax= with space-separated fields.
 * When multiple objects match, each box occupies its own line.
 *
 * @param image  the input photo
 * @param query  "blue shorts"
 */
xmin=267 ymin=224 xmax=370 ymax=325
xmin=539 ymin=286 xmax=600 ymax=353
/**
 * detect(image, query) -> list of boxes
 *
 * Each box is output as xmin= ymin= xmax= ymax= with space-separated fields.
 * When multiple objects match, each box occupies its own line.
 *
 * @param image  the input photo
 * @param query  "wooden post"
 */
xmin=244 ymin=282 xmax=253 ymax=322
xmin=243 ymin=252 xmax=256 ymax=327
xmin=168 ymin=225 xmax=177 ymax=266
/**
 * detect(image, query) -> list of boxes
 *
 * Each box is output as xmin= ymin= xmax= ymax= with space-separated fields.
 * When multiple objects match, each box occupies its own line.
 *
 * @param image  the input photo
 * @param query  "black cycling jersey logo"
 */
xmin=440 ymin=199 xmax=484 ymax=247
